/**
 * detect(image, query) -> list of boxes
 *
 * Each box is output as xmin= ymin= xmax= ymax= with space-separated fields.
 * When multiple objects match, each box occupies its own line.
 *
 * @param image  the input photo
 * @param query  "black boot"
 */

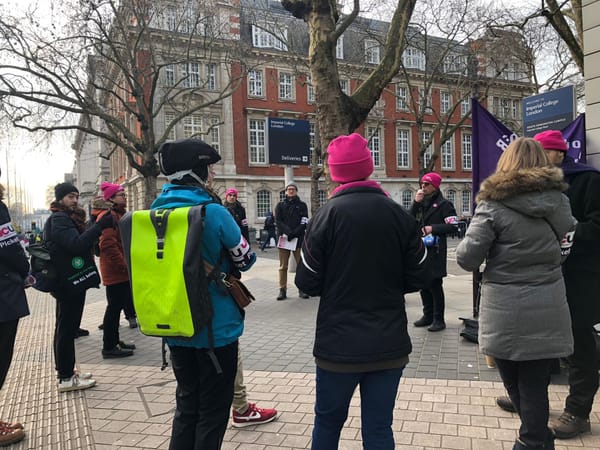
xmin=277 ymin=288 xmax=287 ymax=300
xmin=413 ymin=316 xmax=433 ymax=327
xmin=299 ymin=291 xmax=309 ymax=299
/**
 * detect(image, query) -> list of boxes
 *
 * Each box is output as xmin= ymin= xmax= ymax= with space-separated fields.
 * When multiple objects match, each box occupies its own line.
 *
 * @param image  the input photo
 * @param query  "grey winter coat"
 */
xmin=456 ymin=166 xmax=576 ymax=361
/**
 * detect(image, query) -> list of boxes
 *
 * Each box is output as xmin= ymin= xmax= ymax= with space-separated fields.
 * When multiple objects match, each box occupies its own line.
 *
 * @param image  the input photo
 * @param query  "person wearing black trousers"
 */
xmin=410 ymin=172 xmax=458 ymax=332
xmin=0 ymin=166 xmax=29 ymax=446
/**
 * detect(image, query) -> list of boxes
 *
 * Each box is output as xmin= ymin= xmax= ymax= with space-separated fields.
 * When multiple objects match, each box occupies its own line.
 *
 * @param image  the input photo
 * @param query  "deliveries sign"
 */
xmin=522 ymin=86 xmax=575 ymax=137
xmin=268 ymin=118 xmax=310 ymax=165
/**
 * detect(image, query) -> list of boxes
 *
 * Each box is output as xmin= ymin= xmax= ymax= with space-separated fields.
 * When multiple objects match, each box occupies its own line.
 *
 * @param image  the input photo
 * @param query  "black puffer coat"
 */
xmin=0 ymin=200 xmax=30 ymax=322
xmin=410 ymin=190 xmax=458 ymax=278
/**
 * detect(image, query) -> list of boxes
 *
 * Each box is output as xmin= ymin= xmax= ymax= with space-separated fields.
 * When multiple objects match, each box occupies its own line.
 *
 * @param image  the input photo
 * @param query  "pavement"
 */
xmin=2 ymin=238 xmax=600 ymax=449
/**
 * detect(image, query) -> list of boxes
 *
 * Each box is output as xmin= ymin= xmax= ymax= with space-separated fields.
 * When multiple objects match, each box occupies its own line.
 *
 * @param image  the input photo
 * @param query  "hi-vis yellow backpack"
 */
xmin=119 ymin=206 xmax=212 ymax=340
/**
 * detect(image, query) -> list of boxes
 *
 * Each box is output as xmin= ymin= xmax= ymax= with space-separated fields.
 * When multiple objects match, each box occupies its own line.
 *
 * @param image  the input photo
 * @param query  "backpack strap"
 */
xmin=149 ymin=209 xmax=172 ymax=259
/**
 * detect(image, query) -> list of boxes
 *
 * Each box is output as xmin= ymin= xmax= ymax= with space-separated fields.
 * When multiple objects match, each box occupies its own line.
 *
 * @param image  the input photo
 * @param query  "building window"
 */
xmin=403 ymin=47 xmax=426 ymax=70
xmin=367 ymin=127 xmax=381 ymax=167
xmin=443 ymin=53 xmax=467 ymax=74
xmin=440 ymin=91 xmax=451 ymax=114
xmin=278 ymin=72 xmax=294 ymax=101
xmin=248 ymin=70 xmax=264 ymax=97
xmin=182 ymin=62 xmax=200 ymax=88
xmin=396 ymin=85 xmax=408 ymax=111
xmin=249 ymin=119 xmax=266 ymax=164
xmin=279 ymin=190 xmax=286 ymax=202
xmin=461 ymin=97 xmax=470 ymax=116
xmin=397 ymin=128 xmax=410 ymax=169
xmin=165 ymin=64 xmax=175 ymax=86
xmin=401 ymin=190 xmax=413 ymax=210
xmin=441 ymin=138 xmax=454 ymax=170
xmin=364 ymin=39 xmax=380 ymax=64
xmin=206 ymin=116 xmax=220 ymax=153
xmin=306 ymin=75 xmax=315 ymax=103
xmin=183 ymin=114 xmax=202 ymax=138
xmin=446 ymin=189 xmax=456 ymax=206
xmin=422 ymin=131 xmax=433 ymax=167
xmin=462 ymin=133 xmax=472 ymax=170
xmin=336 ymin=35 xmax=344 ymax=59
xmin=256 ymin=190 xmax=271 ymax=218
xmin=251 ymin=24 xmax=287 ymax=51
xmin=461 ymin=190 xmax=472 ymax=215
xmin=318 ymin=190 xmax=327 ymax=207
xmin=309 ymin=121 xmax=323 ymax=166
xmin=419 ymin=88 xmax=432 ymax=113
xmin=339 ymin=79 xmax=350 ymax=95
xmin=512 ymin=99 xmax=520 ymax=120
xmin=164 ymin=112 xmax=176 ymax=140
xmin=165 ymin=6 xmax=177 ymax=31
xmin=205 ymin=64 xmax=216 ymax=90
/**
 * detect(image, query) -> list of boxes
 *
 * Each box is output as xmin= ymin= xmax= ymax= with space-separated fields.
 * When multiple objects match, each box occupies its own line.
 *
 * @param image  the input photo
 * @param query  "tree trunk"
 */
xmin=142 ymin=173 xmax=158 ymax=209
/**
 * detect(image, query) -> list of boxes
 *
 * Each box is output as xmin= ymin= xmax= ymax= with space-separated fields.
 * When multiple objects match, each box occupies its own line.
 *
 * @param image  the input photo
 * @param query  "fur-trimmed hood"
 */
xmin=477 ymin=166 xmax=566 ymax=202
xmin=476 ymin=166 xmax=567 ymax=219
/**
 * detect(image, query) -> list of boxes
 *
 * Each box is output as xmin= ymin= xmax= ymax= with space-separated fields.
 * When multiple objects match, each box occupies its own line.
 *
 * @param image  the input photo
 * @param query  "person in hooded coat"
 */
xmin=457 ymin=137 xmax=576 ymax=450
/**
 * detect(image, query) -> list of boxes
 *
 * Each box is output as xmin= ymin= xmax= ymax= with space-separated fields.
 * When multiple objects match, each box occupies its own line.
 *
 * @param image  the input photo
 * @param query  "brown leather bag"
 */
xmin=204 ymin=261 xmax=255 ymax=309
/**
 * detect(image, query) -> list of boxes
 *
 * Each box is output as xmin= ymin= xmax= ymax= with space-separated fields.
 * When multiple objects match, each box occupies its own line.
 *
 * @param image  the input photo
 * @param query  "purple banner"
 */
xmin=562 ymin=113 xmax=586 ymax=163
xmin=471 ymin=99 xmax=516 ymax=201
xmin=471 ymin=100 xmax=586 ymax=199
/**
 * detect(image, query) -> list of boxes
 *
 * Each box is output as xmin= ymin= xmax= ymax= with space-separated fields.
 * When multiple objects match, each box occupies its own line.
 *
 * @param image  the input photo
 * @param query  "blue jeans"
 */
xmin=312 ymin=366 xmax=404 ymax=450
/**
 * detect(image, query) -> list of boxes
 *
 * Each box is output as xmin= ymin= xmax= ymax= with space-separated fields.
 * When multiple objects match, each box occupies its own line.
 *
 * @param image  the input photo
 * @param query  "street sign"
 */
xmin=268 ymin=118 xmax=310 ymax=165
xmin=522 ymin=85 xmax=575 ymax=137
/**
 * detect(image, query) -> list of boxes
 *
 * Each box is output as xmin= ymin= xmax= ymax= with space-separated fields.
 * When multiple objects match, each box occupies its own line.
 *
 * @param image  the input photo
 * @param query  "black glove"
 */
xmin=97 ymin=213 xmax=115 ymax=230
xmin=287 ymin=233 xmax=296 ymax=240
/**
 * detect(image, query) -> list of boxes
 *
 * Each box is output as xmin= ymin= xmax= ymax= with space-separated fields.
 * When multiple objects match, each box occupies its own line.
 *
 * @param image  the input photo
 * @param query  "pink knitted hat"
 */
xmin=100 ymin=182 xmax=124 ymax=201
xmin=327 ymin=133 xmax=374 ymax=183
xmin=534 ymin=130 xmax=568 ymax=152
xmin=225 ymin=188 xmax=238 ymax=197
xmin=421 ymin=172 xmax=442 ymax=190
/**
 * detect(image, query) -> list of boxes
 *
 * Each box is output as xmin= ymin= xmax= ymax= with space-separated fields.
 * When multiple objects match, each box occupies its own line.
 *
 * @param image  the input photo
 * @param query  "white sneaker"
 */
xmin=74 ymin=369 xmax=93 ymax=380
xmin=58 ymin=374 xmax=96 ymax=393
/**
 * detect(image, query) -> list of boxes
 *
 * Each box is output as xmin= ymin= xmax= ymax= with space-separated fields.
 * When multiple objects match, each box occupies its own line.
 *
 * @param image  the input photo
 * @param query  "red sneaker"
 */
xmin=232 ymin=403 xmax=278 ymax=428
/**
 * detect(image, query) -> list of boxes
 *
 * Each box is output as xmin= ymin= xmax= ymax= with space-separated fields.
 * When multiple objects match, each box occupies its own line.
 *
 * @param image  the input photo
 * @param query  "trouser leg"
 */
xmin=168 ymin=341 xmax=238 ymax=450
xmin=278 ymin=248 xmax=291 ymax=289
xmin=122 ymin=283 xmax=136 ymax=320
xmin=103 ymin=282 xmax=127 ymax=350
xmin=419 ymin=288 xmax=434 ymax=320
xmin=0 ymin=319 xmax=19 ymax=389
xmin=311 ymin=367 xmax=360 ymax=450
xmin=496 ymin=358 xmax=554 ymax=449
xmin=231 ymin=347 xmax=248 ymax=414
xmin=359 ymin=368 xmax=403 ymax=450
xmin=55 ymin=290 xmax=86 ymax=379
xmin=565 ymin=326 xmax=599 ymax=417
xmin=430 ymin=278 xmax=445 ymax=322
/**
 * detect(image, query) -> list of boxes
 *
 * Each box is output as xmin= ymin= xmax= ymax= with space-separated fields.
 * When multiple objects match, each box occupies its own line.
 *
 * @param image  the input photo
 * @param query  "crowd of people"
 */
xmin=1 ymin=128 xmax=599 ymax=450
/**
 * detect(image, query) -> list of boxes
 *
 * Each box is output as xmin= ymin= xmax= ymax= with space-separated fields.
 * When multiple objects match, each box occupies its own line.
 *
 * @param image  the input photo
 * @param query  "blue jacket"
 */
xmin=151 ymin=184 xmax=256 ymax=349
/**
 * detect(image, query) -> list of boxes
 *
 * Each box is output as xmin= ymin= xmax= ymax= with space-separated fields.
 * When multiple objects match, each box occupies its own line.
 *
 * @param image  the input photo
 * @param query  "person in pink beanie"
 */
xmin=410 ymin=171 xmax=458 ymax=332
xmin=94 ymin=182 xmax=137 ymax=359
xmin=296 ymin=133 xmax=429 ymax=450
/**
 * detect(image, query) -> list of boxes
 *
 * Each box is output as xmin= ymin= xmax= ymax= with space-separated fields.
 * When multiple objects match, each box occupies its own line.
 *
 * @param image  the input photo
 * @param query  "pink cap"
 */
xmin=327 ymin=133 xmax=374 ymax=183
xmin=421 ymin=172 xmax=442 ymax=189
xmin=226 ymin=188 xmax=238 ymax=197
xmin=100 ymin=182 xmax=124 ymax=201
xmin=533 ymin=130 xmax=568 ymax=152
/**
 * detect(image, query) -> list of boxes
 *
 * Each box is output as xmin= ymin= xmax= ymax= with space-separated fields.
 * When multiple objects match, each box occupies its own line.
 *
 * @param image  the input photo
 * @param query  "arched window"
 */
xmin=401 ymin=190 xmax=413 ymax=210
xmin=446 ymin=189 xmax=456 ymax=207
xmin=279 ymin=190 xmax=286 ymax=203
xmin=318 ymin=190 xmax=327 ymax=207
xmin=256 ymin=190 xmax=271 ymax=218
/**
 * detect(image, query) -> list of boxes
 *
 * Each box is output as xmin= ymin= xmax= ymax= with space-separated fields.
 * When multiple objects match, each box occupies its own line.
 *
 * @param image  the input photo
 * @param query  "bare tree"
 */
xmin=281 ymin=0 xmax=417 ymax=190
xmin=0 ymin=0 xmax=248 ymax=206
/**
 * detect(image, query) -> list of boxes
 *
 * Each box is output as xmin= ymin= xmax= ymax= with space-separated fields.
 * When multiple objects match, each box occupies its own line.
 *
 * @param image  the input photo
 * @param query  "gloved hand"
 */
xmin=286 ymin=233 xmax=296 ymax=240
xmin=97 ymin=213 xmax=115 ymax=230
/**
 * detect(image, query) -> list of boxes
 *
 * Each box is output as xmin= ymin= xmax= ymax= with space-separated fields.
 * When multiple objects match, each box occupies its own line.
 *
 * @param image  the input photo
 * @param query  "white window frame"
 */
xmin=443 ymin=53 xmax=467 ymax=74
xmin=318 ymin=190 xmax=327 ymax=207
xmin=249 ymin=119 xmax=267 ymax=164
xmin=183 ymin=113 xmax=202 ymax=138
xmin=165 ymin=64 xmax=175 ymax=86
xmin=419 ymin=88 xmax=432 ymax=113
xmin=367 ymin=127 xmax=382 ymax=168
xmin=278 ymin=71 xmax=294 ymax=101
xmin=396 ymin=85 xmax=408 ymax=111
xmin=461 ymin=97 xmax=470 ymax=116
xmin=441 ymin=138 xmax=454 ymax=170
xmin=422 ymin=131 xmax=433 ymax=167
xmin=336 ymin=35 xmax=344 ymax=59
xmin=401 ymin=190 xmax=413 ymax=210
xmin=248 ymin=70 xmax=264 ymax=97
xmin=256 ymin=190 xmax=271 ymax=218
xmin=364 ymin=39 xmax=381 ymax=64
xmin=440 ymin=91 xmax=451 ymax=114
xmin=165 ymin=6 xmax=177 ymax=31
xmin=446 ymin=189 xmax=456 ymax=207
xmin=306 ymin=75 xmax=315 ymax=103
xmin=182 ymin=62 xmax=200 ymax=88
xmin=461 ymin=190 xmax=472 ymax=215
xmin=396 ymin=128 xmax=410 ymax=169
xmin=205 ymin=64 xmax=216 ymax=90
xmin=339 ymin=79 xmax=350 ymax=95
xmin=206 ymin=116 xmax=220 ymax=153
xmin=403 ymin=47 xmax=426 ymax=70
xmin=251 ymin=24 xmax=288 ymax=51
xmin=164 ymin=111 xmax=176 ymax=140
xmin=462 ymin=132 xmax=472 ymax=171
